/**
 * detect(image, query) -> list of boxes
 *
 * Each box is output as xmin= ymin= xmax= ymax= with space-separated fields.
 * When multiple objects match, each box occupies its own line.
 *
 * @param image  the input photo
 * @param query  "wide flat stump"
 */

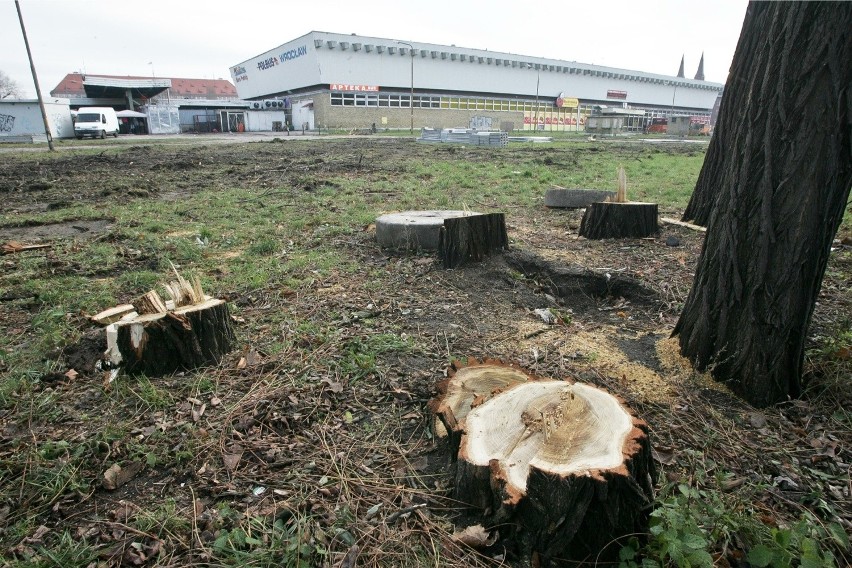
xmin=544 ymin=188 xmax=617 ymax=208
xmin=376 ymin=210 xmax=481 ymax=250
xmin=431 ymin=360 xmax=654 ymax=565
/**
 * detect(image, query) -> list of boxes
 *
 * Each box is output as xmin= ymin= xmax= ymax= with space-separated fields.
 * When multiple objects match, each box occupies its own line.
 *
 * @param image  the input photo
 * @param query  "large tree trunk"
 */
xmin=673 ymin=2 xmax=852 ymax=407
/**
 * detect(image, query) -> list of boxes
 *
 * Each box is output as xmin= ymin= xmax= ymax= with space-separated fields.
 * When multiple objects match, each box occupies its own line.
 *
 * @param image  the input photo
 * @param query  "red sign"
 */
xmin=606 ymin=90 xmax=627 ymax=100
xmin=330 ymin=84 xmax=379 ymax=92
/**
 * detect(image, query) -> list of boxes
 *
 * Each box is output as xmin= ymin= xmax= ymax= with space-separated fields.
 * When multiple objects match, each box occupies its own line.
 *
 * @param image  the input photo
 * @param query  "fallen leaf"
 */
xmin=452 ymin=524 xmax=498 ymax=548
xmin=748 ymin=412 xmax=767 ymax=428
xmin=222 ymin=447 xmax=243 ymax=471
xmin=652 ymin=448 xmax=676 ymax=465
xmin=102 ymin=461 xmax=143 ymax=491
xmin=192 ymin=403 xmax=207 ymax=422
xmin=321 ymin=378 xmax=344 ymax=393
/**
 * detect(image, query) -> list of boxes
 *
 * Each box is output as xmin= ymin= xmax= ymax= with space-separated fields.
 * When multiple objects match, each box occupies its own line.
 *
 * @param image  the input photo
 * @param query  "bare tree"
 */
xmin=0 ymin=71 xmax=24 ymax=99
xmin=673 ymin=2 xmax=852 ymax=407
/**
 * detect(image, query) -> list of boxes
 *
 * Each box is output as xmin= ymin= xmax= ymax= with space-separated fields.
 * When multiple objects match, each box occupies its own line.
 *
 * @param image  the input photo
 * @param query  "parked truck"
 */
xmin=74 ymin=107 xmax=119 ymax=139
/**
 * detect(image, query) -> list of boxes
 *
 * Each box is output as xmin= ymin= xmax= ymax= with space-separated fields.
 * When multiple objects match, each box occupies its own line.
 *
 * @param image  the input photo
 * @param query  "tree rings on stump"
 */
xmin=430 ymin=361 xmax=654 ymax=565
xmin=429 ymin=358 xmax=534 ymax=455
xmin=579 ymin=201 xmax=659 ymax=239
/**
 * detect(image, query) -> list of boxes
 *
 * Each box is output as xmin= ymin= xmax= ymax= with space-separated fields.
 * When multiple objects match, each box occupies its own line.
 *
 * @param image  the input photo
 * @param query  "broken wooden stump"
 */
xmin=578 ymin=167 xmax=658 ymax=239
xmin=438 ymin=212 xmax=508 ymax=268
xmin=102 ymin=271 xmax=235 ymax=376
xmin=431 ymin=360 xmax=654 ymax=565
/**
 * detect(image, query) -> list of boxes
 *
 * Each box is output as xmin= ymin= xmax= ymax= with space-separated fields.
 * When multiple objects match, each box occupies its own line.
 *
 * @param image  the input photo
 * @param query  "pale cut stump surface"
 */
xmin=431 ymin=360 xmax=654 ymax=565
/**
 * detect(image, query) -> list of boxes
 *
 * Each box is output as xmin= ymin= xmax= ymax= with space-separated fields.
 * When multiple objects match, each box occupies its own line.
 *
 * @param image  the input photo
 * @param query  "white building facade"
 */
xmin=0 ymin=98 xmax=74 ymax=141
xmin=230 ymin=31 xmax=723 ymax=132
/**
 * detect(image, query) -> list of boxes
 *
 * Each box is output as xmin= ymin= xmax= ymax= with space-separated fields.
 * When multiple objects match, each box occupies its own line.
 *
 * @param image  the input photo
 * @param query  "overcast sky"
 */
xmin=2 ymin=0 xmax=748 ymax=99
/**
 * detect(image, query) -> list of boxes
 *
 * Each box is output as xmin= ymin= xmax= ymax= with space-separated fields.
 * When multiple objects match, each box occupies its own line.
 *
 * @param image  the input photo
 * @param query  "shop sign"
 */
xmin=606 ymin=90 xmax=628 ymax=100
xmin=231 ymin=65 xmax=249 ymax=83
xmin=330 ymin=84 xmax=380 ymax=92
xmin=555 ymin=93 xmax=579 ymax=108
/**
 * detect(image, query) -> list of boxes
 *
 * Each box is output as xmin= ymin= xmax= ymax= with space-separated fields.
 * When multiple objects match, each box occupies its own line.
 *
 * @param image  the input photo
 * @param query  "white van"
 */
xmin=74 ymin=107 xmax=120 ymax=139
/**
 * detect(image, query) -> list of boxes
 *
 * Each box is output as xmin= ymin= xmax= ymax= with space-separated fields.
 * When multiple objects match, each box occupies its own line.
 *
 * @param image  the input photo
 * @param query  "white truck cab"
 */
xmin=75 ymin=107 xmax=120 ymax=139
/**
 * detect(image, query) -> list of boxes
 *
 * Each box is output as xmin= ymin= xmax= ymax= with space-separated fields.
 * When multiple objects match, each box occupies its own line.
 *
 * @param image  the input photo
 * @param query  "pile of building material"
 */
xmin=418 ymin=128 xmax=508 ymax=147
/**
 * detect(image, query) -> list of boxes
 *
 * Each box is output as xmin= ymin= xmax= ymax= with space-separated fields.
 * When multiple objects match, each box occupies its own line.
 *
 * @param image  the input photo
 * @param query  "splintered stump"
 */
xmin=102 ymin=273 xmax=235 ymax=376
xmin=431 ymin=361 xmax=654 ymax=565
xmin=578 ymin=201 xmax=659 ymax=239
xmin=110 ymin=299 xmax=235 ymax=376
xmin=438 ymin=213 xmax=508 ymax=268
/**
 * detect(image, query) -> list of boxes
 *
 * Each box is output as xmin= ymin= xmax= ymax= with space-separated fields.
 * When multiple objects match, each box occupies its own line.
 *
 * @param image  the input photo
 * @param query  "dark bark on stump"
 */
xmin=438 ymin=213 xmax=508 ymax=268
xmin=673 ymin=2 xmax=852 ymax=407
xmin=432 ymin=363 xmax=654 ymax=566
xmin=116 ymin=300 xmax=235 ymax=376
xmin=579 ymin=202 xmax=658 ymax=239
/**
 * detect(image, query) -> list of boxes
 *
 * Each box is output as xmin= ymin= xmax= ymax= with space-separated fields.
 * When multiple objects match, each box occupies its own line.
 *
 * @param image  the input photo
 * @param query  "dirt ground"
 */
xmin=0 ymin=138 xmax=849 ymax=567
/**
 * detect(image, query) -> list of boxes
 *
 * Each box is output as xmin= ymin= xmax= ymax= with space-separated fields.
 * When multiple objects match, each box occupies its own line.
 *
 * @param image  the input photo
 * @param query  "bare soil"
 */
xmin=0 ymin=138 xmax=849 ymax=567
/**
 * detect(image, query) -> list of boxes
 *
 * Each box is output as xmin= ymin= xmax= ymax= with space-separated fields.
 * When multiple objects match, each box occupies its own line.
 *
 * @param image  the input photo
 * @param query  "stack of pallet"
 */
xmin=418 ymin=128 xmax=508 ymax=147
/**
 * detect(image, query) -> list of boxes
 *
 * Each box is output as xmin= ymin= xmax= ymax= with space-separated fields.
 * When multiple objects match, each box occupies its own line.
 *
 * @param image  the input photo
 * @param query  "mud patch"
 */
xmin=0 ymin=218 xmax=113 ymax=242
xmin=60 ymin=328 xmax=106 ymax=376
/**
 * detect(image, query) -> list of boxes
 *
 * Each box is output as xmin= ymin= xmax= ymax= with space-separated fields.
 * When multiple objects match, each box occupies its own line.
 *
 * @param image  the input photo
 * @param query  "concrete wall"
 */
xmin=0 ymin=99 xmax=74 ymax=139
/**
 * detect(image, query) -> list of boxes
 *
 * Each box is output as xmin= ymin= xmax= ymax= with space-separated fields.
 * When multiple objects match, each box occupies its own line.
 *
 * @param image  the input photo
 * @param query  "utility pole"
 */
xmin=15 ymin=0 xmax=54 ymax=151
xmin=397 ymin=41 xmax=414 ymax=134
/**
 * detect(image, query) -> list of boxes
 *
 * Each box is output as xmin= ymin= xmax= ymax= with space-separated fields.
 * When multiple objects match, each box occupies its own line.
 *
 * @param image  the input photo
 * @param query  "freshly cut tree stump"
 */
xmin=431 ymin=362 xmax=654 ymax=565
xmin=438 ymin=213 xmax=509 ymax=268
xmin=429 ymin=358 xmax=535 ymax=455
xmin=103 ymin=272 xmax=235 ymax=376
xmin=579 ymin=201 xmax=659 ymax=239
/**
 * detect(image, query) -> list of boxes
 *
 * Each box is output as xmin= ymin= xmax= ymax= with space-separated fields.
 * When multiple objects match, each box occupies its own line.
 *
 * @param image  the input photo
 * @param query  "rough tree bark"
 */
xmin=673 ymin=2 xmax=852 ymax=407
xmin=438 ymin=213 xmax=508 ymax=268
xmin=431 ymin=360 xmax=654 ymax=565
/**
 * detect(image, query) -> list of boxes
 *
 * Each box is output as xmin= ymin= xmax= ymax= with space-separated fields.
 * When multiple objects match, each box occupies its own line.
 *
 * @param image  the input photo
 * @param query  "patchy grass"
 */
xmin=0 ymin=138 xmax=848 ymax=567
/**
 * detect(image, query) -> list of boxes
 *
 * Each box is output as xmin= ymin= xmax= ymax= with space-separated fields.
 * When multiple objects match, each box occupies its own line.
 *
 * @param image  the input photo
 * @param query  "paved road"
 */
xmin=0 ymin=130 xmax=367 ymax=153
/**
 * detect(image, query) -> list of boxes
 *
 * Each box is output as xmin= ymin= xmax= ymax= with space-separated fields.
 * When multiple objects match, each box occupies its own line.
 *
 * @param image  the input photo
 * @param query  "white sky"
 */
xmin=1 ymin=0 xmax=748 ymax=99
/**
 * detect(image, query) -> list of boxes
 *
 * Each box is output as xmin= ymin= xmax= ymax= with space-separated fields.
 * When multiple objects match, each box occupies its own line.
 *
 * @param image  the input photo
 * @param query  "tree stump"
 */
xmin=579 ymin=201 xmax=659 ymax=239
xmin=438 ymin=213 xmax=509 ymax=268
xmin=429 ymin=358 xmax=534 ymax=455
xmin=102 ymin=272 xmax=235 ymax=376
xmin=431 ymin=361 xmax=654 ymax=565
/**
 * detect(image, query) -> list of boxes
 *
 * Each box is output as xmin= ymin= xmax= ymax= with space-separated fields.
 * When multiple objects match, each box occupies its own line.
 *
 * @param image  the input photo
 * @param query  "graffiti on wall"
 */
xmin=52 ymin=112 xmax=65 ymax=137
xmin=0 ymin=114 xmax=15 ymax=132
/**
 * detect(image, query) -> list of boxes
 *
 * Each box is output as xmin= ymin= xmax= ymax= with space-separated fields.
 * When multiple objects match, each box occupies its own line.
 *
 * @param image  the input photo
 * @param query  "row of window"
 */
xmin=328 ymin=92 xmax=711 ymax=124
xmin=329 ymin=92 xmax=577 ymax=111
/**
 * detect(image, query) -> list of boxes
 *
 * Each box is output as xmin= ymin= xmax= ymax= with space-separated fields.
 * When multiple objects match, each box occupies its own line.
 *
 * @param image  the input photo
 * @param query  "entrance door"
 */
xmin=220 ymin=111 xmax=246 ymax=133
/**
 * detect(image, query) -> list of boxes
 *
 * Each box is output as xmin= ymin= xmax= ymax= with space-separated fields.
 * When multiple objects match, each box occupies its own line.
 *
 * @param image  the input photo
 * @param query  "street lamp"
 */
xmin=670 ymin=82 xmax=678 ymax=118
xmin=528 ymin=63 xmax=541 ymax=131
xmin=397 ymin=41 xmax=414 ymax=134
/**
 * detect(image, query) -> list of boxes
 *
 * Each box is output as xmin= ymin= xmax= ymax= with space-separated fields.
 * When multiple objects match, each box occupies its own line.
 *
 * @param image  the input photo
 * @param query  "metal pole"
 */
xmin=535 ymin=66 xmax=540 ymax=132
xmin=397 ymin=41 xmax=414 ymax=134
xmin=15 ymin=0 xmax=54 ymax=151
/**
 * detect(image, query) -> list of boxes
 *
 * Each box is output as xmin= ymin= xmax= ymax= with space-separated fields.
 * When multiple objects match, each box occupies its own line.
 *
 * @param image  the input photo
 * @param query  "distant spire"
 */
xmin=694 ymin=52 xmax=705 ymax=81
xmin=677 ymin=55 xmax=685 ymax=78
